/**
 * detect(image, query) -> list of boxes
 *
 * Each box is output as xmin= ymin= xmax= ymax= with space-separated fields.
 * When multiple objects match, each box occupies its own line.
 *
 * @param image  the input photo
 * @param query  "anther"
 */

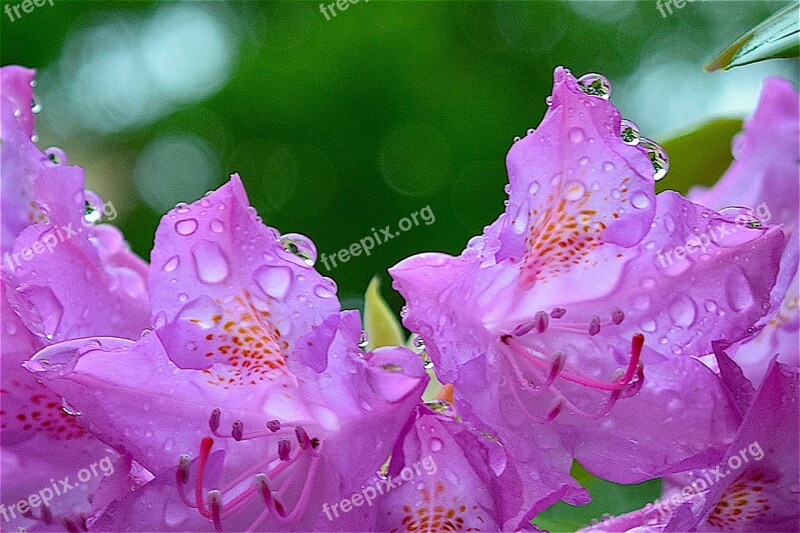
xmin=543 ymin=351 xmax=566 ymax=388
xmin=231 ymin=420 xmax=244 ymax=441
xmin=209 ymin=408 xmax=221 ymax=433
xmin=550 ymin=307 xmax=566 ymax=319
xmin=295 ymin=426 xmax=312 ymax=450
xmin=611 ymin=307 xmax=625 ymax=325
xmin=40 ymin=504 xmax=53 ymax=525
xmin=543 ymin=396 xmax=564 ymax=423
xmin=620 ymin=364 xmax=645 ymax=398
xmin=177 ymin=454 xmax=192 ymax=485
xmin=208 ymin=490 xmax=223 ymax=533
xmin=266 ymin=419 xmax=281 ymax=433
xmin=512 ymin=321 xmax=536 ymax=337
xmin=255 ymin=473 xmax=285 ymax=517
xmin=278 ymin=439 xmax=291 ymax=461
xmin=588 ymin=315 xmax=601 ymax=336
xmin=534 ymin=311 xmax=549 ymax=333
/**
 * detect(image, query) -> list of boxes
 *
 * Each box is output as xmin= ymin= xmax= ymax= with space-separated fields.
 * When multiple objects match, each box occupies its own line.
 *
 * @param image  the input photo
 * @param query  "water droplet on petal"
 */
xmin=359 ymin=331 xmax=369 ymax=349
xmin=429 ymin=438 xmax=443 ymax=452
xmin=668 ymin=295 xmax=697 ymax=328
xmin=279 ymin=233 xmax=317 ymax=266
xmin=620 ymin=119 xmax=640 ymax=145
xmin=45 ymin=147 xmax=67 ymax=166
xmin=564 ymin=181 xmax=586 ymax=201
xmin=639 ymin=137 xmax=669 ymax=181
xmin=641 ymin=320 xmax=657 ymax=332
xmin=513 ymin=136 xmax=521 ymax=143
xmin=191 ymin=241 xmax=230 ymax=284
xmin=569 ymin=128 xmax=585 ymax=143
xmin=163 ymin=256 xmax=180 ymax=273
xmin=631 ymin=191 xmax=650 ymax=209
xmin=526 ymin=128 xmax=535 ymax=136
xmin=31 ymin=96 xmax=42 ymax=114
xmin=529 ymin=181 xmax=540 ymax=196
xmin=61 ymin=398 xmax=82 ymax=416
xmin=577 ymin=73 xmax=611 ymax=99
xmin=81 ymin=190 xmax=104 ymax=224
xmin=545 ymin=96 xmax=553 ymax=106
xmin=254 ymin=265 xmax=293 ymax=301
xmin=704 ymin=300 xmax=718 ymax=312
xmin=175 ymin=219 xmax=198 ymax=236
xmin=174 ymin=202 xmax=190 ymax=214
xmin=210 ymin=219 xmax=224 ymax=233
xmin=725 ymin=267 xmax=754 ymax=312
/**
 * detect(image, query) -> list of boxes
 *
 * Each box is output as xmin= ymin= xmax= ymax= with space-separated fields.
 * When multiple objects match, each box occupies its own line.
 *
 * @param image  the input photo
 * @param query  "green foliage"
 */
xmin=706 ymin=2 xmax=800 ymax=71
xmin=658 ymin=118 xmax=742 ymax=195
xmin=532 ymin=462 xmax=662 ymax=533
xmin=363 ymin=276 xmax=405 ymax=349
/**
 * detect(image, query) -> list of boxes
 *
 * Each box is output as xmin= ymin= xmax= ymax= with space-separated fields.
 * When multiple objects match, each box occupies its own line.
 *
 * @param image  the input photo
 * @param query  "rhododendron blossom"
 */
xmin=1 ymin=58 xmax=797 ymax=533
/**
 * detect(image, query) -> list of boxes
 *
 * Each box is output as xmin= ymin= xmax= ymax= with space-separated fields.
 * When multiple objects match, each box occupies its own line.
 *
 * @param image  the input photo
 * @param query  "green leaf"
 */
xmin=531 ymin=462 xmax=662 ymax=533
xmin=363 ymin=276 xmax=405 ymax=349
xmin=658 ymin=118 xmax=743 ymax=195
xmin=706 ymin=2 xmax=800 ymax=71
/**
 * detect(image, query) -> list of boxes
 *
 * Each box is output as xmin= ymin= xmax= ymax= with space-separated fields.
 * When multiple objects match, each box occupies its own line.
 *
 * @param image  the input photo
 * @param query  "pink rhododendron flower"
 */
xmin=1 ymin=66 xmax=149 ymax=531
xmin=390 ymin=68 xmax=788 ymax=483
xmin=689 ymin=77 xmax=799 ymax=385
xmin=578 ymin=351 xmax=799 ymax=532
xmin=24 ymin=177 xmax=431 ymax=531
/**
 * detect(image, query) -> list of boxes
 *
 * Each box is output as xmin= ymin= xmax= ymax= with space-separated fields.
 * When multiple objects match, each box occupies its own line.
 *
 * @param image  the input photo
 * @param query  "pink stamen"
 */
xmin=209 ymin=490 xmax=223 ymax=533
xmin=195 ymin=437 xmax=214 ymax=518
xmin=501 ymin=333 xmax=644 ymax=392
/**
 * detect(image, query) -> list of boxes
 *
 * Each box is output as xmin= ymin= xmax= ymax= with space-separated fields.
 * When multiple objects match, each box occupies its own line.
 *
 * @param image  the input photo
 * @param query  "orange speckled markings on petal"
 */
xmin=0 ymin=383 xmax=88 ymax=440
xmin=201 ymin=290 xmax=290 ymax=388
xmin=521 ymin=177 xmax=631 ymax=286
xmin=393 ymin=481 xmax=484 ymax=532
xmin=706 ymin=469 xmax=775 ymax=529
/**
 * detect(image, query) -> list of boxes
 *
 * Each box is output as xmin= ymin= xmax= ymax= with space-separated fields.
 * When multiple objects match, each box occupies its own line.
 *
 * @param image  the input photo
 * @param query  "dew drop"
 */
xmin=668 ymin=295 xmax=697 ymax=328
xmin=175 ymin=219 xmax=198 ymax=236
xmin=569 ymin=128 xmax=585 ymax=143
xmin=163 ymin=256 xmax=180 ymax=273
xmin=639 ymin=137 xmax=669 ymax=181
xmin=641 ymin=320 xmax=657 ymax=332
xmin=61 ymin=398 xmax=82 ymax=416
xmin=577 ymin=73 xmax=611 ymax=99
xmin=279 ymin=233 xmax=317 ymax=266
xmin=254 ymin=265 xmax=293 ymax=300
xmin=631 ymin=191 xmax=650 ymax=209
xmin=602 ymin=161 xmax=615 ymax=171
xmin=44 ymin=147 xmax=67 ymax=166
xmin=619 ymin=119 xmax=640 ymax=146
xmin=359 ymin=331 xmax=369 ymax=349
xmin=31 ymin=96 xmax=42 ymax=114
xmin=191 ymin=241 xmax=230 ymax=284
xmin=564 ymin=181 xmax=586 ymax=201
xmin=725 ymin=268 xmax=754 ymax=312
xmin=578 ymin=156 xmax=590 ymax=166
xmin=429 ymin=438 xmax=443 ymax=452
xmin=210 ymin=219 xmax=224 ymax=233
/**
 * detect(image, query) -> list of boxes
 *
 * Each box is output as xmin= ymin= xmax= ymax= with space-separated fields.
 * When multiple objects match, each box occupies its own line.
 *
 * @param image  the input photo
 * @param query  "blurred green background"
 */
xmin=2 ymin=1 xmax=797 ymax=529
